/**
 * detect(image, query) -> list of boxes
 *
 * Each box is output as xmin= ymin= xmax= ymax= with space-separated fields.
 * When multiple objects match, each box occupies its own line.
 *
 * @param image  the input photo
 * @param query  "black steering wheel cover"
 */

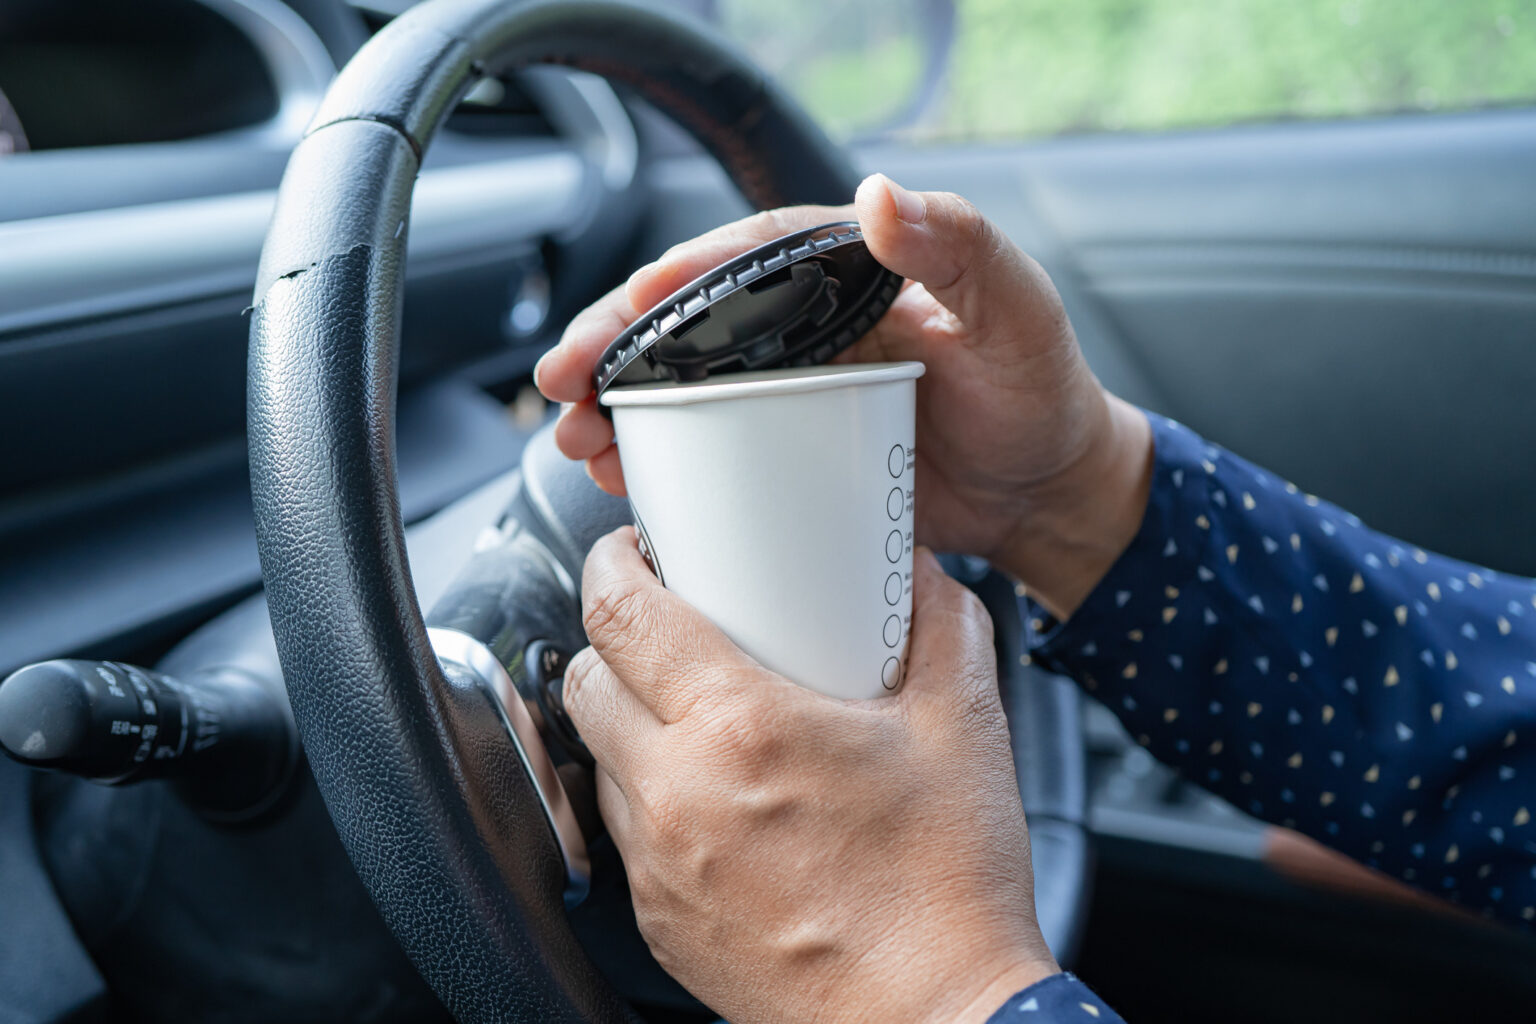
xmin=248 ymin=1 xmax=857 ymax=1020
xmin=250 ymin=127 xmax=616 ymax=1021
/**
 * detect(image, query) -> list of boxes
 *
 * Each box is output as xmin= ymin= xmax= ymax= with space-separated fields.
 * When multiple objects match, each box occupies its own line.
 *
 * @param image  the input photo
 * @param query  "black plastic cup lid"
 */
xmin=592 ymin=222 xmax=904 ymax=403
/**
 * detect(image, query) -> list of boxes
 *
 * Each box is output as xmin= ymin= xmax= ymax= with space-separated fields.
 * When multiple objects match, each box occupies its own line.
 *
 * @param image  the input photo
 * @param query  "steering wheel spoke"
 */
xmin=428 ymin=626 xmax=592 ymax=907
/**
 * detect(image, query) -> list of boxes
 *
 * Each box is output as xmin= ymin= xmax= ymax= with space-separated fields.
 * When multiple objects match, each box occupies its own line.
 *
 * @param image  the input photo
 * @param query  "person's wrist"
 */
xmin=839 ymin=914 xmax=1057 ymax=1024
xmin=858 ymin=915 xmax=1058 ymax=1024
xmin=936 ymin=958 xmax=1060 ymax=1024
xmin=998 ymin=393 xmax=1153 ymax=619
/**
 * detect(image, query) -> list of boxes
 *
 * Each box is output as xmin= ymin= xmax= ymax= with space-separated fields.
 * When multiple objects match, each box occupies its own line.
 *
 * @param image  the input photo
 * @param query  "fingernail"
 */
xmin=532 ymin=350 xmax=551 ymax=389
xmin=884 ymin=176 xmax=926 ymax=225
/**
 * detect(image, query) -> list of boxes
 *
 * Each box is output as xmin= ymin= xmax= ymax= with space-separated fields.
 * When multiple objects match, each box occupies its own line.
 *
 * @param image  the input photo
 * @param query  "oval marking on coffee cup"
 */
xmin=883 ymin=614 xmax=902 ymax=648
xmin=881 ymin=657 xmax=902 ymax=690
xmin=886 ymin=487 xmax=904 ymax=521
xmin=885 ymin=530 xmax=903 ymax=563
xmin=888 ymin=444 xmax=905 ymax=478
xmin=884 ymin=572 xmax=902 ymax=605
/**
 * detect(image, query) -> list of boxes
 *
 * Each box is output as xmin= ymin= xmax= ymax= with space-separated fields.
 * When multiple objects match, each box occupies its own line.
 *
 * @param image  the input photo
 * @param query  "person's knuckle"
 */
xmin=562 ymin=294 xmax=625 ymax=342
xmin=958 ymin=191 xmax=995 ymax=234
xmin=561 ymin=647 xmax=602 ymax=717
xmin=678 ymin=830 xmax=729 ymax=894
xmin=728 ymin=779 xmax=795 ymax=827
xmin=960 ymin=192 xmax=1010 ymax=258
xmin=926 ymin=567 xmax=983 ymax=618
xmin=934 ymin=565 xmax=986 ymax=614
xmin=698 ymin=701 xmax=781 ymax=767
xmin=630 ymin=880 xmax=661 ymax=925
xmin=636 ymin=789 xmax=728 ymax=901
xmin=938 ymin=190 xmax=980 ymax=234
xmin=742 ymin=208 xmax=785 ymax=236
xmin=627 ymin=866 xmax=657 ymax=913
xmin=632 ymin=900 xmax=681 ymax=972
xmin=626 ymin=863 xmax=670 ymax=931
xmin=655 ymin=238 xmax=692 ymax=265
xmin=583 ymin=574 xmax=657 ymax=650
xmin=946 ymin=597 xmax=997 ymax=665
xmin=955 ymin=585 xmax=993 ymax=635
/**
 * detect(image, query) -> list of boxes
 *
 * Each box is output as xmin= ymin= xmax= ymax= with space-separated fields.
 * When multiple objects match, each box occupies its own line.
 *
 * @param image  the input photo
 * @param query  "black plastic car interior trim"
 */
xmin=0 ymin=380 xmax=526 ymax=677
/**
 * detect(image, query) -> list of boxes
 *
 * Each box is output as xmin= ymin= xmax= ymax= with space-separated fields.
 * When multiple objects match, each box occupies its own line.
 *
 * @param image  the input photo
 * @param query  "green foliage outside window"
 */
xmin=718 ymin=0 xmax=1536 ymax=142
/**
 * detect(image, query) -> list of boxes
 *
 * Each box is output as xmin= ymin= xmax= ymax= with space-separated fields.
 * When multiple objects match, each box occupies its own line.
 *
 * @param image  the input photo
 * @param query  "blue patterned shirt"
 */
xmin=987 ymin=412 xmax=1535 ymax=1023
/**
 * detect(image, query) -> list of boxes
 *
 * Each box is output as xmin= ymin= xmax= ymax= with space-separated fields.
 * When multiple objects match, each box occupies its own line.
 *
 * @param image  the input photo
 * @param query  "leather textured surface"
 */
xmin=251 ymin=245 xmax=628 ymax=1021
xmin=252 ymin=119 xmax=419 ymax=304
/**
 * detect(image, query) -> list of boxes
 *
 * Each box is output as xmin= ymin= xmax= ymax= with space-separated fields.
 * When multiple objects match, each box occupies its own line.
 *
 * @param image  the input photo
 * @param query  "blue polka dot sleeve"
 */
xmin=1024 ymin=411 xmax=1536 ymax=929
xmin=986 ymin=974 xmax=1123 ymax=1023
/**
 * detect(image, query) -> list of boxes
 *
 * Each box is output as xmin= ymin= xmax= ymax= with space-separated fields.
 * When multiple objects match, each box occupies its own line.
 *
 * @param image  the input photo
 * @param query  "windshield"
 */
xmin=662 ymin=0 xmax=1536 ymax=142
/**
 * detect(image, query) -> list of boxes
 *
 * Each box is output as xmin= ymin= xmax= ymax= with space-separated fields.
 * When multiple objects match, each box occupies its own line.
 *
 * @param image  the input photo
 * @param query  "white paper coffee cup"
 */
xmin=601 ymin=361 xmax=925 ymax=700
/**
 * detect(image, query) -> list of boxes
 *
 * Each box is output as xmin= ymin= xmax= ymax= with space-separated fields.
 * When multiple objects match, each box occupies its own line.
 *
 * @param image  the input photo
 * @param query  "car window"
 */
xmin=676 ymin=0 xmax=1536 ymax=142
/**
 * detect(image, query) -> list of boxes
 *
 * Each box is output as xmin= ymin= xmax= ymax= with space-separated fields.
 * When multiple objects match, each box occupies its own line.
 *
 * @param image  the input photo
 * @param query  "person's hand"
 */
xmin=564 ymin=530 xmax=1057 ymax=1023
xmin=537 ymin=175 xmax=1153 ymax=617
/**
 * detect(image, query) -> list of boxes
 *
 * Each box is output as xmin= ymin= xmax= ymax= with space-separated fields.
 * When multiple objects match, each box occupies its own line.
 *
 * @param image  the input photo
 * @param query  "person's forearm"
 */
xmin=1024 ymin=411 xmax=1536 ymax=927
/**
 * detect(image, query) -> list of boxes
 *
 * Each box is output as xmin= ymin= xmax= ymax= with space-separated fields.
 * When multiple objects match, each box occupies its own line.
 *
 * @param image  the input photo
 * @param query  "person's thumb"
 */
xmin=854 ymin=173 xmax=1056 ymax=338
xmin=897 ymin=548 xmax=999 ymax=721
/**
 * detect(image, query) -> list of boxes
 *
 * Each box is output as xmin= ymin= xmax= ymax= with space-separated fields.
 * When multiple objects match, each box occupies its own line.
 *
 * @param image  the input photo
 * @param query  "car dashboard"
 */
xmin=0 ymin=0 xmax=646 ymax=680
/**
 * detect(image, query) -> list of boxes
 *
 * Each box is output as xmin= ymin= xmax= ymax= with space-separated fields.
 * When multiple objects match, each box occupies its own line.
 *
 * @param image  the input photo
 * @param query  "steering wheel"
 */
xmin=247 ymin=0 xmax=1088 ymax=1020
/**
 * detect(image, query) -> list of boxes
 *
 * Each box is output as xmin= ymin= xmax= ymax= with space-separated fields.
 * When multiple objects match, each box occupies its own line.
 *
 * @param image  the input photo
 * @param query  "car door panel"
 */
xmin=856 ymin=109 xmax=1536 ymax=574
